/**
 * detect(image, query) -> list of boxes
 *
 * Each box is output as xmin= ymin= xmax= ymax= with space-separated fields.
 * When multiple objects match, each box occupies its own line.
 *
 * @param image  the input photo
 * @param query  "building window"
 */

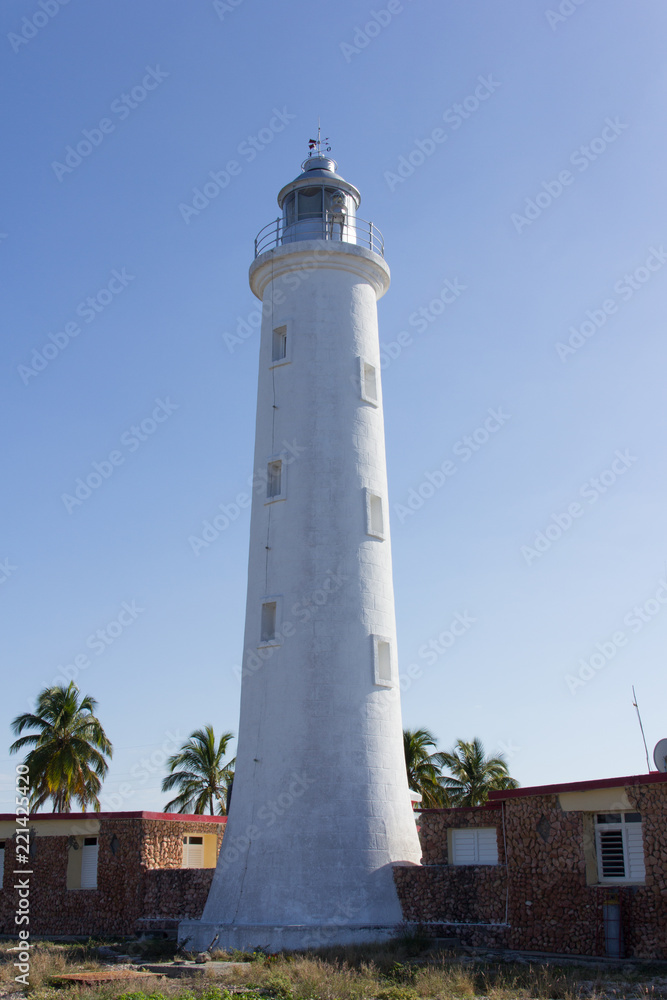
xmin=182 ymin=836 xmax=204 ymax=868
xmin=182 ymin=833 xmax=219 ymax=868
xmin=260 ymin=600 xmax=277 ymax=644
xmin=365 ymin=489 xmax=385 ymax=539
xmin=450 ymin=828 xmax=499 ymax=866
xmin=372 ymin=636 xmax=394 ymax=687
xmin=595 ymin=813 xmax=646 ymax=883
xmin=0 ymin=841 xmax=4 ymax=889
xmin=360 ymin=360 xmax=378 ymax=405
xmin=80 ymin=837 xmax=98 ymax=888
xmin=271 ymin=325 xmax=289 ymax=365
xmin=266 ymin=459 xmax=284 ymax=501
xmin=67 ymin=835 xmax=100 ymax=889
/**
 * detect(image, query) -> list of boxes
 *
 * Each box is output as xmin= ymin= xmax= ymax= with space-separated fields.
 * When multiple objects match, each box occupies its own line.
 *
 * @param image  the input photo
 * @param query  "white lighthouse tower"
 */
xmin=180 ymin=145 xmax=421 ymax=953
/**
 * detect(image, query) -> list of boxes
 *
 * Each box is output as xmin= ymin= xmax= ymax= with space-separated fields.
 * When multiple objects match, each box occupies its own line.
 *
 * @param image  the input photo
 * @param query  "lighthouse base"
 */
xmin=177 ymin=920 xmax=401 ymax=953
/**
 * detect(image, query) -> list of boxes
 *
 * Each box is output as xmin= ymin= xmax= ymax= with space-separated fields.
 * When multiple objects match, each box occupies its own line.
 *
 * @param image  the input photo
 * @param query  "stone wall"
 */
xmin=142 ymin=868 xmax=215 ymax=921
xmin=418 ymin=805 xmax=503 ymax=865
xmin=0 ymin=814 xmax=224 ymax=937
xmin=394 ymin=780 xmax=667 ymax=960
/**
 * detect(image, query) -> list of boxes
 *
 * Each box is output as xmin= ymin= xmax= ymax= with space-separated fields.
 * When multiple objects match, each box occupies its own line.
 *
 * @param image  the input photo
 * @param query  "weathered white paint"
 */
xmin=180 ymin=161 xmax=421 ymax=953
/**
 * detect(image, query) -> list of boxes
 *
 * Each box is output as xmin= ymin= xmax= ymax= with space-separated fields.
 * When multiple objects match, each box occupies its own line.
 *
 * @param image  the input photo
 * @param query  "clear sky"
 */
xmin=2 ymin=0 xmax=667 ymax=813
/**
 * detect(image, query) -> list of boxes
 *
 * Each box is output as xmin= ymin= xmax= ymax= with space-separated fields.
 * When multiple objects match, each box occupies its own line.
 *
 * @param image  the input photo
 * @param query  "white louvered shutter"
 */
xmin=625 ymin=823 xmax=646 ymax=881
xmin=451 ymin=829 xmax=477 ymax=865
xmin=183 ymin=836 xmax=204 ymax=868
xmin=477 ymin=828 xmax=499 ymax=864
xmin=80 ymin=838 xmax=98 ymax=888
xmin=451 ymin=828 xmax=498 ymax=865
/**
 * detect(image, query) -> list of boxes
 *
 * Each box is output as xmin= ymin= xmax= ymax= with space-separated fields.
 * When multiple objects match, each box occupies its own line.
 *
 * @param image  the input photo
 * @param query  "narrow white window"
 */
xmin=80 ymin=836 xmax=98 ymax=888
xmin=365 ymin=489 xmax=385 ymax=539
xmin=595 ymin=813 xmax=645 ymax=883
xmin=372 ymin=636 xmax=394 ymax=687
xmin=451 ymin=828 xmax=498 ymax=866
xmin=182 ymin=835 xmax=204 ymax=869
xmin=261 ymin=601 xmax=277 ymax=643
xmin=271 ymin=325 xmax=289 ymax=364
xmin=360 ymin=360 xmax=378 ymax=405
xmin=0 ymin=841 xmax=4 ymax=888
xmin=267 ymin=460 xmax=282 ymax=499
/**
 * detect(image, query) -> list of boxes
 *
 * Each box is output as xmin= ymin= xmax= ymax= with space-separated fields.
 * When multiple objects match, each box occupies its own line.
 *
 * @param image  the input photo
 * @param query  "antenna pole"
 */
xmin=632 ymin=685 xmax=651 ymax=772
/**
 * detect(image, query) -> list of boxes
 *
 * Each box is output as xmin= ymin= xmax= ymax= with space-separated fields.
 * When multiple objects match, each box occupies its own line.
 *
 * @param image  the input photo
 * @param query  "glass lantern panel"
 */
xmin=297 ymin=187 xmax=323 ymax=220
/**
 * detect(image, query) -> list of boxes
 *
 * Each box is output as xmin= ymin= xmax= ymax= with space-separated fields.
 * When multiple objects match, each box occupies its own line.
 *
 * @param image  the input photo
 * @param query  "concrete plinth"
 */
xmin=178 ymin=920 xmax=401 ymax=953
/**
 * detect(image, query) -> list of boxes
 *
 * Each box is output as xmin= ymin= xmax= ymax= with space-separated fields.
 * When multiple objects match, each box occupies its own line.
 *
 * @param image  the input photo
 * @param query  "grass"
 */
xmin=0 ymin=938 xmax=665 ymax=1000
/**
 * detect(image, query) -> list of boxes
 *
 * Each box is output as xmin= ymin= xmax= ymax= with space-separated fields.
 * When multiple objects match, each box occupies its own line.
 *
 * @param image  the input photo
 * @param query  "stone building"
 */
xmin=0 ymin=811 xmax=226 ymax=937
xmin=394 ymin=771 xmax=667 ymax=959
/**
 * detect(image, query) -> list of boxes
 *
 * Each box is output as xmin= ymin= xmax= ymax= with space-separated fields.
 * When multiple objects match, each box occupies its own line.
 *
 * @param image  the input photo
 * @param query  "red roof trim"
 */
xmin=488 ymin=771 xmax=667 ymax=801
xmin=0 ymin=811 xmax=227 ymax=823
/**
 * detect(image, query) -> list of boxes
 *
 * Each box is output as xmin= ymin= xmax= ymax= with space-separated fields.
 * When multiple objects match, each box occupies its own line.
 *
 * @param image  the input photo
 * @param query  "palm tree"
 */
xmin=162 ymin=726 xmax=235 ymax=815
xmin=440 ymin=737 xmax=519 ymax=806
xmin=10 ymin=682 xmax=113 ymax=812
xmin=403 ymin=728 xmax=449 ymax=808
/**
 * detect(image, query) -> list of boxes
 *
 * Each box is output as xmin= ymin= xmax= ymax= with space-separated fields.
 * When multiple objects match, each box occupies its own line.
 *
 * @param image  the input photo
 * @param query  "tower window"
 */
xmin=272 ymin=325 xmax=287 ymax=363
xmin=360 ymin=360 xmax=378 ymax=405
xmin=373 ymin=636 xmax=394 ymax=687
xmin=261 ymin=601 xmax=277 ymax=643
xmin=267 ymin=460 xmax=283 ymax=499
xmin=365 ymin=490 xmax=385 ymax=539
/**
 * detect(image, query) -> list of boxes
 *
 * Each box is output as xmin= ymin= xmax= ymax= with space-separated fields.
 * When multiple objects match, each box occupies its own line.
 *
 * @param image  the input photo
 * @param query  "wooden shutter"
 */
xmin=0 ymin=842 xmax=4 ymax=888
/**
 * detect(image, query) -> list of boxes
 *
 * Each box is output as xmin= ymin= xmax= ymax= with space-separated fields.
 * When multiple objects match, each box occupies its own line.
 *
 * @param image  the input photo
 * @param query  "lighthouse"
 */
xmin=180 ymin=145 xmax=422 ymax=953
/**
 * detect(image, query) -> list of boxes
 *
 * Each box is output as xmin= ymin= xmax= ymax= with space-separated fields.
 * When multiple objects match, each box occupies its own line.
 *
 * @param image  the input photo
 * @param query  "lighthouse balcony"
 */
xmin=254 ymin=215 xmax=384 ymax=258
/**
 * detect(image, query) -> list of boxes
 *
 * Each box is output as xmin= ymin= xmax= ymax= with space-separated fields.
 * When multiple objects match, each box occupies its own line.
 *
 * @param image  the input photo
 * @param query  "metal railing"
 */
xmin=254 ymin=216 xmax=384 ymax=258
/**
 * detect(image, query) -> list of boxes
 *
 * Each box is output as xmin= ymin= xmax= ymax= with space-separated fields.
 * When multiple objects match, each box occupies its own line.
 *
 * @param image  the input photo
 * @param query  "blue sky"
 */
xmin=3 ymin=0 xmax=667 ymax=812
